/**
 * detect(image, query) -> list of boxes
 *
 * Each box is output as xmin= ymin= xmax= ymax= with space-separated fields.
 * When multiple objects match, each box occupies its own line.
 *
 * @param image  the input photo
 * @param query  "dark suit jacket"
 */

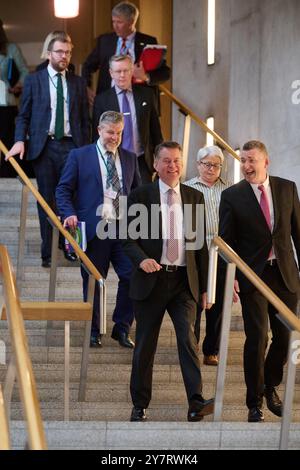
xmin=82 ymin=31 xmax=170 ymax=111
xmin=14 ymin=68 xmax=90 ymax=160
xmin=92 ymin=85 xmax=163 ymax=172
xmin=55 ymin=143 xmax=141 ymax=242
xmin=122 ymin=181 xmax=209 ymax=302
xmin=219 ymin=176 xmax=300 ymax=294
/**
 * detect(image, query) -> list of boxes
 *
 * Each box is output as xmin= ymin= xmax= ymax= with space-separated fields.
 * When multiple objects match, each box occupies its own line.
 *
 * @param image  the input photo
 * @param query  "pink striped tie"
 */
xmin=166 ymin=189 xmax=179 ymax=263
xmin=258 ymin=185 xmax=271 ymax=231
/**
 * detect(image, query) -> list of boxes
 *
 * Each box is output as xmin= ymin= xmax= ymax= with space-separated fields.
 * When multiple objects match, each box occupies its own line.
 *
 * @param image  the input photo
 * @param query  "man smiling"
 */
xmin=219 ymin=140 xmax=300 ymax=422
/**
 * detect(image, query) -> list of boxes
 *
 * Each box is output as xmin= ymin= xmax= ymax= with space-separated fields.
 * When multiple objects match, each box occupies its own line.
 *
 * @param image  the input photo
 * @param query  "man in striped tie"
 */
xmin=56 ymin=111 xmax=141 ymax=349
xmin=219 ymin=140 xmax=300 ymax=422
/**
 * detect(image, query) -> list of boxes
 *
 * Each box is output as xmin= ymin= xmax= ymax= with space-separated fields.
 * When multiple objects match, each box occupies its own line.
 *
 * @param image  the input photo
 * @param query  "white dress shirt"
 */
xmin=47 ymin=64 xmax=71 ymax=136
xmin=250 ymin=175 xmax=275 ymax=259
xmin=159 ymin=179 xmax=186 ymax=266
xmin=96 ymin=139 xmax=123 ymax=220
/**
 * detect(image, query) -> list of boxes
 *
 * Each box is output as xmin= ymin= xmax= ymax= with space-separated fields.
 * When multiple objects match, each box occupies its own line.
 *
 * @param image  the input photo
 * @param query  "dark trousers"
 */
xmin=31 ymin=137 xmax=75 ymax=259
xmin=240 ymin=263 xmax=298 ymax=409
xmin=130 ymin=268 xmax=202 ymax=408
xmin=81 ymin=236 xmax=133 ymax=336
xmin=194 ymin=268 xmax=225 ymax=355
xmin=138 ymin=154 xmax=153 ymax=184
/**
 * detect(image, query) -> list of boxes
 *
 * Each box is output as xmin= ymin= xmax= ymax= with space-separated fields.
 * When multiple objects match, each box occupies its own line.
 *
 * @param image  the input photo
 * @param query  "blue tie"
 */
xmin=121 ymin=90 xmax=134 ymax=153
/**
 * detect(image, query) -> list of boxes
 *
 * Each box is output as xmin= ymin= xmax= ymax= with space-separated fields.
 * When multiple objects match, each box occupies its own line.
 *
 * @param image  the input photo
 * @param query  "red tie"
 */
xmin=258 ymin=185 xmax=271 ymax=231
xmin=120 ymin=38 xmax=127 ymax=55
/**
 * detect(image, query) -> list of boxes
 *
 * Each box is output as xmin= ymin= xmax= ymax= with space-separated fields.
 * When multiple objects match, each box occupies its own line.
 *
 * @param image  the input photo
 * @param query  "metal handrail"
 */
xmin=0 ymin=245 xmax=47 ymax=449
xmin=208 ymin=236 xmax=300 ymax=450
xmin=0 ymin=384 xmax=10 ymax=450
xmin=159 ymin=84 xmax=241 ymax=162
xmin=211 ymin=236 xmax=300 ymax=332
xmin=0 ymin=140 xmax=102 ymax=283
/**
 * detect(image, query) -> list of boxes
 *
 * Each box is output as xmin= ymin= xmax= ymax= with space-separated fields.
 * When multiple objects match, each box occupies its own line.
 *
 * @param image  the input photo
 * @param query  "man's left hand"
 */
xmin=133 ymin=61 xmax=149 ymax=83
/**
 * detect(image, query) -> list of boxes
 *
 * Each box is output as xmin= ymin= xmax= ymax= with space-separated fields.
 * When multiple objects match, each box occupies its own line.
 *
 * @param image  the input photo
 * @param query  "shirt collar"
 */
xmin=115 ymin=84 xmax=132 ymax=94
xmin=159 ymin=179 xmax=181 ymax=195
xmin=96 ymin=139 xmax=117 ymax=159
xmin=250 ymin=174 xmax=270 ymax=191
xmin=47 ymin=64 xmax=66 ymax=79
xmin=119 ymin=31 xmax=136 ymax=42
xmin=197 ymin=176 xmax=226 ymax=187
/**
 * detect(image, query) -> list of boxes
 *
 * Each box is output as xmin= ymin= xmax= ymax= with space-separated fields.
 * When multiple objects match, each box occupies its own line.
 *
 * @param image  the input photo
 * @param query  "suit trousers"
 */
xmin=240 ymin=263 xmax=298 ymax=409
xmin=81 ymin=235 xmax=134 ymax=336
xmin=138 ymin=154 xmax=153 ymax=184
xmin=194 ymin=268 xmax=225 ymax=355
xmin=130 ymin=268 xmax=203 ymax=408
xmin=32 ymin=137 xmax=75 ymax=259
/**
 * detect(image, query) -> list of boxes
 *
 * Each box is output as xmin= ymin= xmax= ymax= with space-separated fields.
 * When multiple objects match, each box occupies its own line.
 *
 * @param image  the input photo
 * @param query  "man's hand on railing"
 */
xmin=233 ymin=279 xmax=240 ymax=303
xmin=6 ymin=141 xmax=25 ymax=160
xmin=202 ymin=292 xmax=212 ymax=310
xmin=63 ymin=215 xmax=78 ymax=230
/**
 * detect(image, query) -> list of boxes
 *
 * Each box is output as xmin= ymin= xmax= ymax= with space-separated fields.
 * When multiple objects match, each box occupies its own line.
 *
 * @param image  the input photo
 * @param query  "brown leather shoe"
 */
xmin=203 ymin=355 xmax=219 ymax=366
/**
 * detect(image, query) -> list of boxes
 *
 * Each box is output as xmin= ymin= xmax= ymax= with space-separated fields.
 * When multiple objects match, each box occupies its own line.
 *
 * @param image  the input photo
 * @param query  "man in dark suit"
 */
xmin=92 ymin=54 xmax=163 ymax=183
xmin=219 ymin=140 xmax=300 ymax=422
xmin=122 ymin=141 xmax=214 ymax=422
xmin=7 ymin=32 xmax=89 ymax=267
xmin=82 ymin=1 xmax=170 ymax=112
xmin=56 ymin=111 xmax=141 ymax=349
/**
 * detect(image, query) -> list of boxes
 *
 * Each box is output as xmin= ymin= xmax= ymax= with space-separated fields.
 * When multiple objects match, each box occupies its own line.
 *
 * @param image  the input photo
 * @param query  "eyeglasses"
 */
xmin=111 ymin=68 xmax=132 ymax=75
xmin=51 ymin=50 xmax=72 ymax=57
xmin=200 ymin=161 xmax=222 ymax=170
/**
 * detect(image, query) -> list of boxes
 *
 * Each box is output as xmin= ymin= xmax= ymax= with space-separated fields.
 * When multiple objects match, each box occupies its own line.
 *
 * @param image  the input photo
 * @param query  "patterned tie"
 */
xmin=258 ymin=185 xmax=271 ymax=231
xmin=121 ymin=90 xmax=134 ymax=153
xmin=166 ymin=189 xmax=179 ymax=263
xmin=106 ymin=152 xmax=121 ymax=217
xmin=54 ymin=73 xmax=64 ymax=140
xmin=120 ymin=38 xmax=128 ymax=55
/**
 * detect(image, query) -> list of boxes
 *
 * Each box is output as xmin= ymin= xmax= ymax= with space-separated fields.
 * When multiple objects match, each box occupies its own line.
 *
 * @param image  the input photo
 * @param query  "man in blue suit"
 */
xmin=7 ymin=31 xmax=90 ymax=267
xmin=56 ymin=111 xmax=141 ymax=348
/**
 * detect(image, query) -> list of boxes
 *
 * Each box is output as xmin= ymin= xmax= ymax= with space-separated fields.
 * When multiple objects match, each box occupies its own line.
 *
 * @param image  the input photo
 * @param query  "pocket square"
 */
xmin=142 ymin=101 xmax=147 ymax=106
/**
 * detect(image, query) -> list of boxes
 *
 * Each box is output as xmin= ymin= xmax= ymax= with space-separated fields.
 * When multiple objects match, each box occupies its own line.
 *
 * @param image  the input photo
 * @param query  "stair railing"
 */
xmin=0 ymin=140 xmax=106 ymax=414
xmin=207 ymin=235 xmax=300 ymax=450
xmin=159 ymin=85 xmax=240 ymax=179
xmin=0 ymin=245 xmax=47 ymax=449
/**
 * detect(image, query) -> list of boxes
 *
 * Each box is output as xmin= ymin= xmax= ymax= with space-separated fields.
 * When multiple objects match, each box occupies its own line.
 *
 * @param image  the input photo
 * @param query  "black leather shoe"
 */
xmin=130 ymin=406 xmax=147 ymax=422
xmin=248 ymin=407 xmax=264 ymax=422
xmin=90 ymin=334 xmax=102 ymax=348
xmin=41 ymin=257 xmax=51 ymax=268
xmin=187 ymin=395 xmax=214 ymax=421
xmin=111 ymin=328 xmax=135 ymax=348
xmin=265 ymin=386 xmax=282 ymax=417
xmin=63 ymin=249 xmax=78 ymax=262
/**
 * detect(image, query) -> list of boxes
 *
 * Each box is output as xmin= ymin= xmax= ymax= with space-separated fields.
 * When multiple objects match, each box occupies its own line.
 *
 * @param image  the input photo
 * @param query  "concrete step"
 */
xmin=8 ymin=400 xmax=300 ymax=423
xmin=8 ymin=380 xmax=300 ymax=406
xmin=9 ymin=420 xmax=300 ymax=450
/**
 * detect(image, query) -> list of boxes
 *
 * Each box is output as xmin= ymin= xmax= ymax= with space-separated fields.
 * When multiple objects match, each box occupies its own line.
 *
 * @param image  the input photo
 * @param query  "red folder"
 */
xmin=139 ymin=45 xmax=167 ymax=72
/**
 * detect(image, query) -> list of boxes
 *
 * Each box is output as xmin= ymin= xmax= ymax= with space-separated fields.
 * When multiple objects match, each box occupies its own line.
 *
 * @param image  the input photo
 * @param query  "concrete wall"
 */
xmin=229 ymin=0 xmax=300 ymax=189
xmin=173 ymin=0 xmax=300 ymax=189
xmin=172 ymin=0 xmax=231 ymax=180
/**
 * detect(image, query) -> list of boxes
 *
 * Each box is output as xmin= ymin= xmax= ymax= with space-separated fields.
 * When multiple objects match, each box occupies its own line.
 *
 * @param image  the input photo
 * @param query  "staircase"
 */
xmin=0 ymin=177 xmax=300 ymax=450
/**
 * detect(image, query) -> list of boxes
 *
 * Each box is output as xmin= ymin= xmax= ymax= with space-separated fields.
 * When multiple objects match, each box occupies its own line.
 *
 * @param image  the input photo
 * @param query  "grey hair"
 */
xmin=112 ymin=2 xmax=139 ymax=23
xmin=98 ymin=110 xmax=124 ymax=127
xmin=109 ymin=54 xmax=133 ymax=68
xmin=197 ymin=145 xmax=224 ymax=163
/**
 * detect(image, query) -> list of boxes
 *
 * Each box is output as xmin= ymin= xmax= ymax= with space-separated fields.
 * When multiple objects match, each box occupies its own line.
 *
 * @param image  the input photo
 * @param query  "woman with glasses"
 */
xmin=184 ymin=145 xmax=231 ymax=366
